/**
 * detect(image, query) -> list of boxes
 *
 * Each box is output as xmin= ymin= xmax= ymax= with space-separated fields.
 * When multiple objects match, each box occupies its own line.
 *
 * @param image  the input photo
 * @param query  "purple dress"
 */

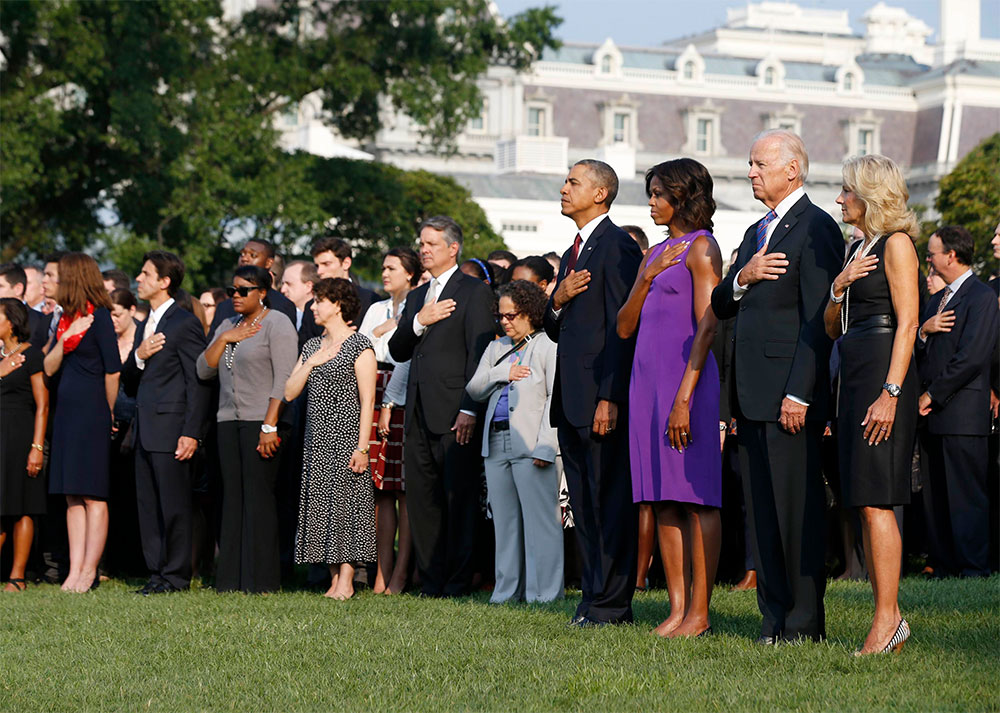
xmin=629 ymin=233 xmax=721 ymax=507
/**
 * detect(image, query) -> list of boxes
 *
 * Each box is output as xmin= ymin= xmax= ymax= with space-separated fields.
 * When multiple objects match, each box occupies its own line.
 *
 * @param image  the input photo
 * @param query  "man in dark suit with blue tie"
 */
xmin=711 ymin=130 xmax=843 ymax=643
xmin=389 ymin=216 xmax=496 ymax=597
xmin=124 ymin=251 xmax=211 ymax=594
xmin=543 ymin=160 xmax=643 ymax=626
xmin=917 ymin=225 xmax=999 ymax=578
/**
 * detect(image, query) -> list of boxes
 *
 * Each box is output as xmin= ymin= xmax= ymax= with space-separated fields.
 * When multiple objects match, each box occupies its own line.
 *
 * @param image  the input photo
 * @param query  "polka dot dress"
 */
xmin=294 ymin=333 xmax=376 ymax=565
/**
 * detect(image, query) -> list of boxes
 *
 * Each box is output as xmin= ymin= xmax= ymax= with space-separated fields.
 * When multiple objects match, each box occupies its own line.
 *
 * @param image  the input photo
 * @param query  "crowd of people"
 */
xmin=1 ymin=129 xmax=998 ymax=657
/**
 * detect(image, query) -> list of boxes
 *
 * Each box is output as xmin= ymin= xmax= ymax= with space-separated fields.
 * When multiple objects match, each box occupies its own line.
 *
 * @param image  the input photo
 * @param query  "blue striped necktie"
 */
xmin=756 ymin=210 xmax=777 ymax=252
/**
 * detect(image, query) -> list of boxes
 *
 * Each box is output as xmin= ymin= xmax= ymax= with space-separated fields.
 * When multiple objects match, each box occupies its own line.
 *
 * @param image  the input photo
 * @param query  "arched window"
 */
xmin=843 ymin=72 xmax=855 ymax=91
xmin=683 ymin=61 xmax=695 ymax=80
xmin=601 ymin=56 xmax=612 ymax=74
xmin=764 ymin=67 xmax=776 ymax=85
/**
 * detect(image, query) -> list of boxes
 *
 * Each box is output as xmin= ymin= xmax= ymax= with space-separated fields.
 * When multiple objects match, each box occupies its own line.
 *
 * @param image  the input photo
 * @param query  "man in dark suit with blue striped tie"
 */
xmin=712 ymin=130 xmax=843 ymax=644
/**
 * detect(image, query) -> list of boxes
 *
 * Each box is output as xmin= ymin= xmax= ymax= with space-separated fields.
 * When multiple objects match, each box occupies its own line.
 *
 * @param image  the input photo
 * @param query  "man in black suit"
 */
xmin=711 ymin=130 xmax=842 ymax=643
xmin=0 ymin=263 xmax=49 ymax=349
xmin=916 ymin=225 xmax=999 ymax=578
xmin=298 ymin=237 xmax=377 ymax=350
xmin=542 ymin=160 xmax=643 ymax=626
xmin=210 ymin=238 xmax=297 ymax=334
xmin=124 ymin=250 xmax=211 ymax=593
xmin=388 ymin=216 xmax=495 ymax=597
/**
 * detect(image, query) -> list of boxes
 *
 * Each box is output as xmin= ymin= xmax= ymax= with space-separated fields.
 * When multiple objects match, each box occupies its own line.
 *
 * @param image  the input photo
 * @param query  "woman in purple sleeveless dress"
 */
xmin=618 ymin=158 xmax=723 ymax=638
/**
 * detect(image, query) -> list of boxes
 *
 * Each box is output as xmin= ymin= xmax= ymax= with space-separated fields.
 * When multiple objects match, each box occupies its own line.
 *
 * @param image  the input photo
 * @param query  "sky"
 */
xmin=492 ymin=0 xmax=1000 ymax=46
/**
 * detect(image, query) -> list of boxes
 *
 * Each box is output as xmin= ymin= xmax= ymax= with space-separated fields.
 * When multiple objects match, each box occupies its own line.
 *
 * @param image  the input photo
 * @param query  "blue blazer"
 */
xmin=917 ymin=273 xmax=998 ymax=436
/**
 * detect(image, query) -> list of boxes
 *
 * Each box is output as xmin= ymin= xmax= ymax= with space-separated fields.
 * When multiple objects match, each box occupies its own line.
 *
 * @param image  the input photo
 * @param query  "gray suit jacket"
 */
xmin=466 ymin=332 xmax=558 ymax=462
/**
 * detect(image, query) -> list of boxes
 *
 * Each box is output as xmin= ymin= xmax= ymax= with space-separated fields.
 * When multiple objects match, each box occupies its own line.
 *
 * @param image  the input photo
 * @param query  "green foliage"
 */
xmin=2 ymin=577 xmax=997 ymax=711
xmin=933 ymin=133 xmax=1000 ymax=276
xmin=0 ymin=0 xmax=560 ymax=287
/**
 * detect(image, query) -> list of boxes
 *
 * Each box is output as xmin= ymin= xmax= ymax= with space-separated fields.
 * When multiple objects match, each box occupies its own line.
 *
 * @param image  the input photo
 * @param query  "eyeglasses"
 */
xmin=498 ymin=311 xmax=522 ymax=322
xmin=226 ymin=285 xmax=261 ymax=298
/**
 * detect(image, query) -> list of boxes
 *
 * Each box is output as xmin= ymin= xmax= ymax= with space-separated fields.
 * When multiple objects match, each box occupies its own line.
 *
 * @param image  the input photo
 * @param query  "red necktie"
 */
xmin=565 ymin=233 xmax=583 ymax=273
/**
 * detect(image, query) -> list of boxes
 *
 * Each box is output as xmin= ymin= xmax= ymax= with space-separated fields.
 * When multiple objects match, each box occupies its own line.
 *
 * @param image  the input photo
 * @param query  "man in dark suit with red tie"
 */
xmin=917 ymin=225 xmax=999 ymax=578
xmin=543 ymin=160 xmax=643 ymax=626
xmin=711 ymin=130 xmax=843 ymax=643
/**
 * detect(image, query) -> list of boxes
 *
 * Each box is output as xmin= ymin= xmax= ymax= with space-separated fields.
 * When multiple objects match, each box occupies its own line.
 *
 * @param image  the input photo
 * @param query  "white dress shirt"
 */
xmin=919 ymin=268 xmax=974 ymax=344
xmin=135 ymin=298 xmax=175 ymax=370
xmin=551 ymin=211 xmax=609 ymax=318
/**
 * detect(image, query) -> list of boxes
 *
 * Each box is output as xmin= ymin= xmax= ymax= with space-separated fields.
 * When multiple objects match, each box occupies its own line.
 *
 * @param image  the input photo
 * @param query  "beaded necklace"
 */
xmin=223 ymin=308 xmax=268 ymax=370
xmin=840 ymin=234 xmax=881 ymax=336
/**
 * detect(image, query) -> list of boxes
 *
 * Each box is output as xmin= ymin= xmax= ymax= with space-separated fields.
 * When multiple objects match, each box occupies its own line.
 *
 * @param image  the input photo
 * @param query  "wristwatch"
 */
xmin=882 ymin=383 xmax=901 ymax=398
xmin=260 ymin=423 xmax=278 ymax=434
xmin=355 ymin=447 xmax=370 ymax=455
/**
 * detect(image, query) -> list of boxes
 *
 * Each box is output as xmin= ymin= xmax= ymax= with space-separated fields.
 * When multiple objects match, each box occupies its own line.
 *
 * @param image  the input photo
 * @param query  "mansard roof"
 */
xmin=540 ymin=43 xmax=934 ymax=87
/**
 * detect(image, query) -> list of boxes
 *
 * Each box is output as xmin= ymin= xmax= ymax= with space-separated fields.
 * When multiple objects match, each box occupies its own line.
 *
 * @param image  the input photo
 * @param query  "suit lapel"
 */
xmin=156 ymin=302 xmax=179 ymax=334
xmin=437 ymin=270 xmax=465 ymax=304
xmin=571 ymin=216 xmax=611 ymax=276
xmin=766 ymin=195 xmax=809 ymax=254
xmin=942 ymin=273 xmax=977 ymax=313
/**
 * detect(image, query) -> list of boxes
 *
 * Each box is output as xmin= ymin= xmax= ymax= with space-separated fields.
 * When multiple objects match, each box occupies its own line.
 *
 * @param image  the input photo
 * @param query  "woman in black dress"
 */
xmin=824 ymin=154 xmax=920 ymax=655
xmin=43 ymin=254 xmax=121 ymax=593
xmin=0 ymin=299 xmax=49 ymax=592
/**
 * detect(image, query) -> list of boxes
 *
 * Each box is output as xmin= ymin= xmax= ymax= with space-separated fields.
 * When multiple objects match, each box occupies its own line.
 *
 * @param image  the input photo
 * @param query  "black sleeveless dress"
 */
xmin=837 ymin=237 xmax=917 ymax=508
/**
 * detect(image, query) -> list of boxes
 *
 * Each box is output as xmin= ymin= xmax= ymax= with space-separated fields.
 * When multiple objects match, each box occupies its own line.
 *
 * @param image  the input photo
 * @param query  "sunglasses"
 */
xmin=498 ymin=311 xmax=522 ymax=322
xmin=226 ymin=285 xmax=261 ymax=298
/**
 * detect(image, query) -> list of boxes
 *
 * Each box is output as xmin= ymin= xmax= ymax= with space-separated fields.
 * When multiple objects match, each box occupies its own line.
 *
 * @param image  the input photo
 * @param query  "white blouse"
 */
xmin=358 ymin=296 xmax=410 ymax=406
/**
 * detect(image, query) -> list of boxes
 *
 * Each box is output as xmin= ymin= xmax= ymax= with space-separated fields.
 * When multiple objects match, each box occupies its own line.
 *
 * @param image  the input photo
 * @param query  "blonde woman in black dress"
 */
xmin=824 ymin=154 xmax=920 ymax=655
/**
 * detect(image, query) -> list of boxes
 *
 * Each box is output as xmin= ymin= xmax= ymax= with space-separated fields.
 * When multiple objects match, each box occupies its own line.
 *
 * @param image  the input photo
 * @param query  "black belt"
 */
xmin=490 ymin=420 xmax=510 ymax=432
xmin=847 ymin=314 xmax=896 ymax=335
xmin=376 ymin=361 xmax=395 ymax=371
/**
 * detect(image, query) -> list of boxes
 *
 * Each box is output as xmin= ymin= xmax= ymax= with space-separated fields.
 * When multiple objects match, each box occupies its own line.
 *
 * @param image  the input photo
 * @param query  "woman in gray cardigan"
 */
xmin=466 ymin=280 xmax=563 ymax=603
xmin=197 ymin=265 xmax=297 ymax=593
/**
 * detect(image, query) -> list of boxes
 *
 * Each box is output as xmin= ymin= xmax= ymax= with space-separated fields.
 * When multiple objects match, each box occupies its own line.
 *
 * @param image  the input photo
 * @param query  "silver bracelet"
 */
xmin=830 ymin=284 xmax=845 ymax=304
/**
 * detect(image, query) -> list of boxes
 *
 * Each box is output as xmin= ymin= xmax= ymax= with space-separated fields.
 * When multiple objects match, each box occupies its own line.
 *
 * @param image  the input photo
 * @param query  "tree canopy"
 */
xmin=1 ymin=0 xmax=560 ymax=287
xmin=933 ymin=132 xmax=1000 ymax=276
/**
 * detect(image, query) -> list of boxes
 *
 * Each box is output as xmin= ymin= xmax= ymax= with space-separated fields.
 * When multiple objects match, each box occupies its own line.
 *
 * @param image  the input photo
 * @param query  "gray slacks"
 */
xmin=485 ymin=429 xmax=564 ymax=603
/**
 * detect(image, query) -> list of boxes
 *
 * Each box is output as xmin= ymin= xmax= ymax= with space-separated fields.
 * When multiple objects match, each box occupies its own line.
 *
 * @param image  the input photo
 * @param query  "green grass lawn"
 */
xmin=2 ymin=575 xmax=997 ymax=712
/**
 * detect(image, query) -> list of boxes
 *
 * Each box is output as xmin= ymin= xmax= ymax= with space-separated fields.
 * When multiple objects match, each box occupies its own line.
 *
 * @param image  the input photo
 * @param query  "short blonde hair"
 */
xmin=841 ymin=154 xmax=919 ymax=239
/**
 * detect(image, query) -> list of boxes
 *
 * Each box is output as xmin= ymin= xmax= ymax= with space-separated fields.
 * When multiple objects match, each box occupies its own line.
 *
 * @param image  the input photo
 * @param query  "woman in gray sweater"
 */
xmin=197 ymin=265 xmax=297 ymax=593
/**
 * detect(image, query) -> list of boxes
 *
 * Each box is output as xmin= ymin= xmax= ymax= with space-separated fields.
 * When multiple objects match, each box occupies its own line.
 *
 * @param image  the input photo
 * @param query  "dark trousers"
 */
xmin=923 ymin=433 xmax=990 ymax=577
xmin=216 ymin=421 xmax=281 ymax=593
xmin=135 ymin=443 xmax=194 ymax=590
xmin=558 ymin=420 xmax=636 ymax=624
xmin=737 ymin=419 xmax=826 ymax=640
xmin=404 ymin=406 xmax=482 ymax=597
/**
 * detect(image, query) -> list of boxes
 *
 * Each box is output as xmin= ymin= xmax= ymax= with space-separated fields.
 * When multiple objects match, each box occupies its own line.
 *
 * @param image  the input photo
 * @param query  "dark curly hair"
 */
xmin=0 ymin=297 xmax=30 ymax=343
xmin=312 ymin=277 xmax=361 ymax=323
xmin=496 ymin=280 xmax=548 ymax=330
xmin=644 ymin=158 xmax=716 ymax=232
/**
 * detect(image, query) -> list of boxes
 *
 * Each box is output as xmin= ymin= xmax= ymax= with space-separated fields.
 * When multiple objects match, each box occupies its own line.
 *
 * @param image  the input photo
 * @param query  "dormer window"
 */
xmin=843 ymin=72 xmax=855 ymax=91
xmin=601 ymin=56 xmax=612 ymax=74
xmin=684 ymin=62 xmax=695 ymax=80
xmin=764 ymin=67 xmax=776 ymax=86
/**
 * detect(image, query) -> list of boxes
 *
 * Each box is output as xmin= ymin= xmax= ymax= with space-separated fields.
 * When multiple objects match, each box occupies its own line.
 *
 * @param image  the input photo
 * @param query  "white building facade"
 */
xmin=274 ymin=0 xmax=1000 ymax=259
